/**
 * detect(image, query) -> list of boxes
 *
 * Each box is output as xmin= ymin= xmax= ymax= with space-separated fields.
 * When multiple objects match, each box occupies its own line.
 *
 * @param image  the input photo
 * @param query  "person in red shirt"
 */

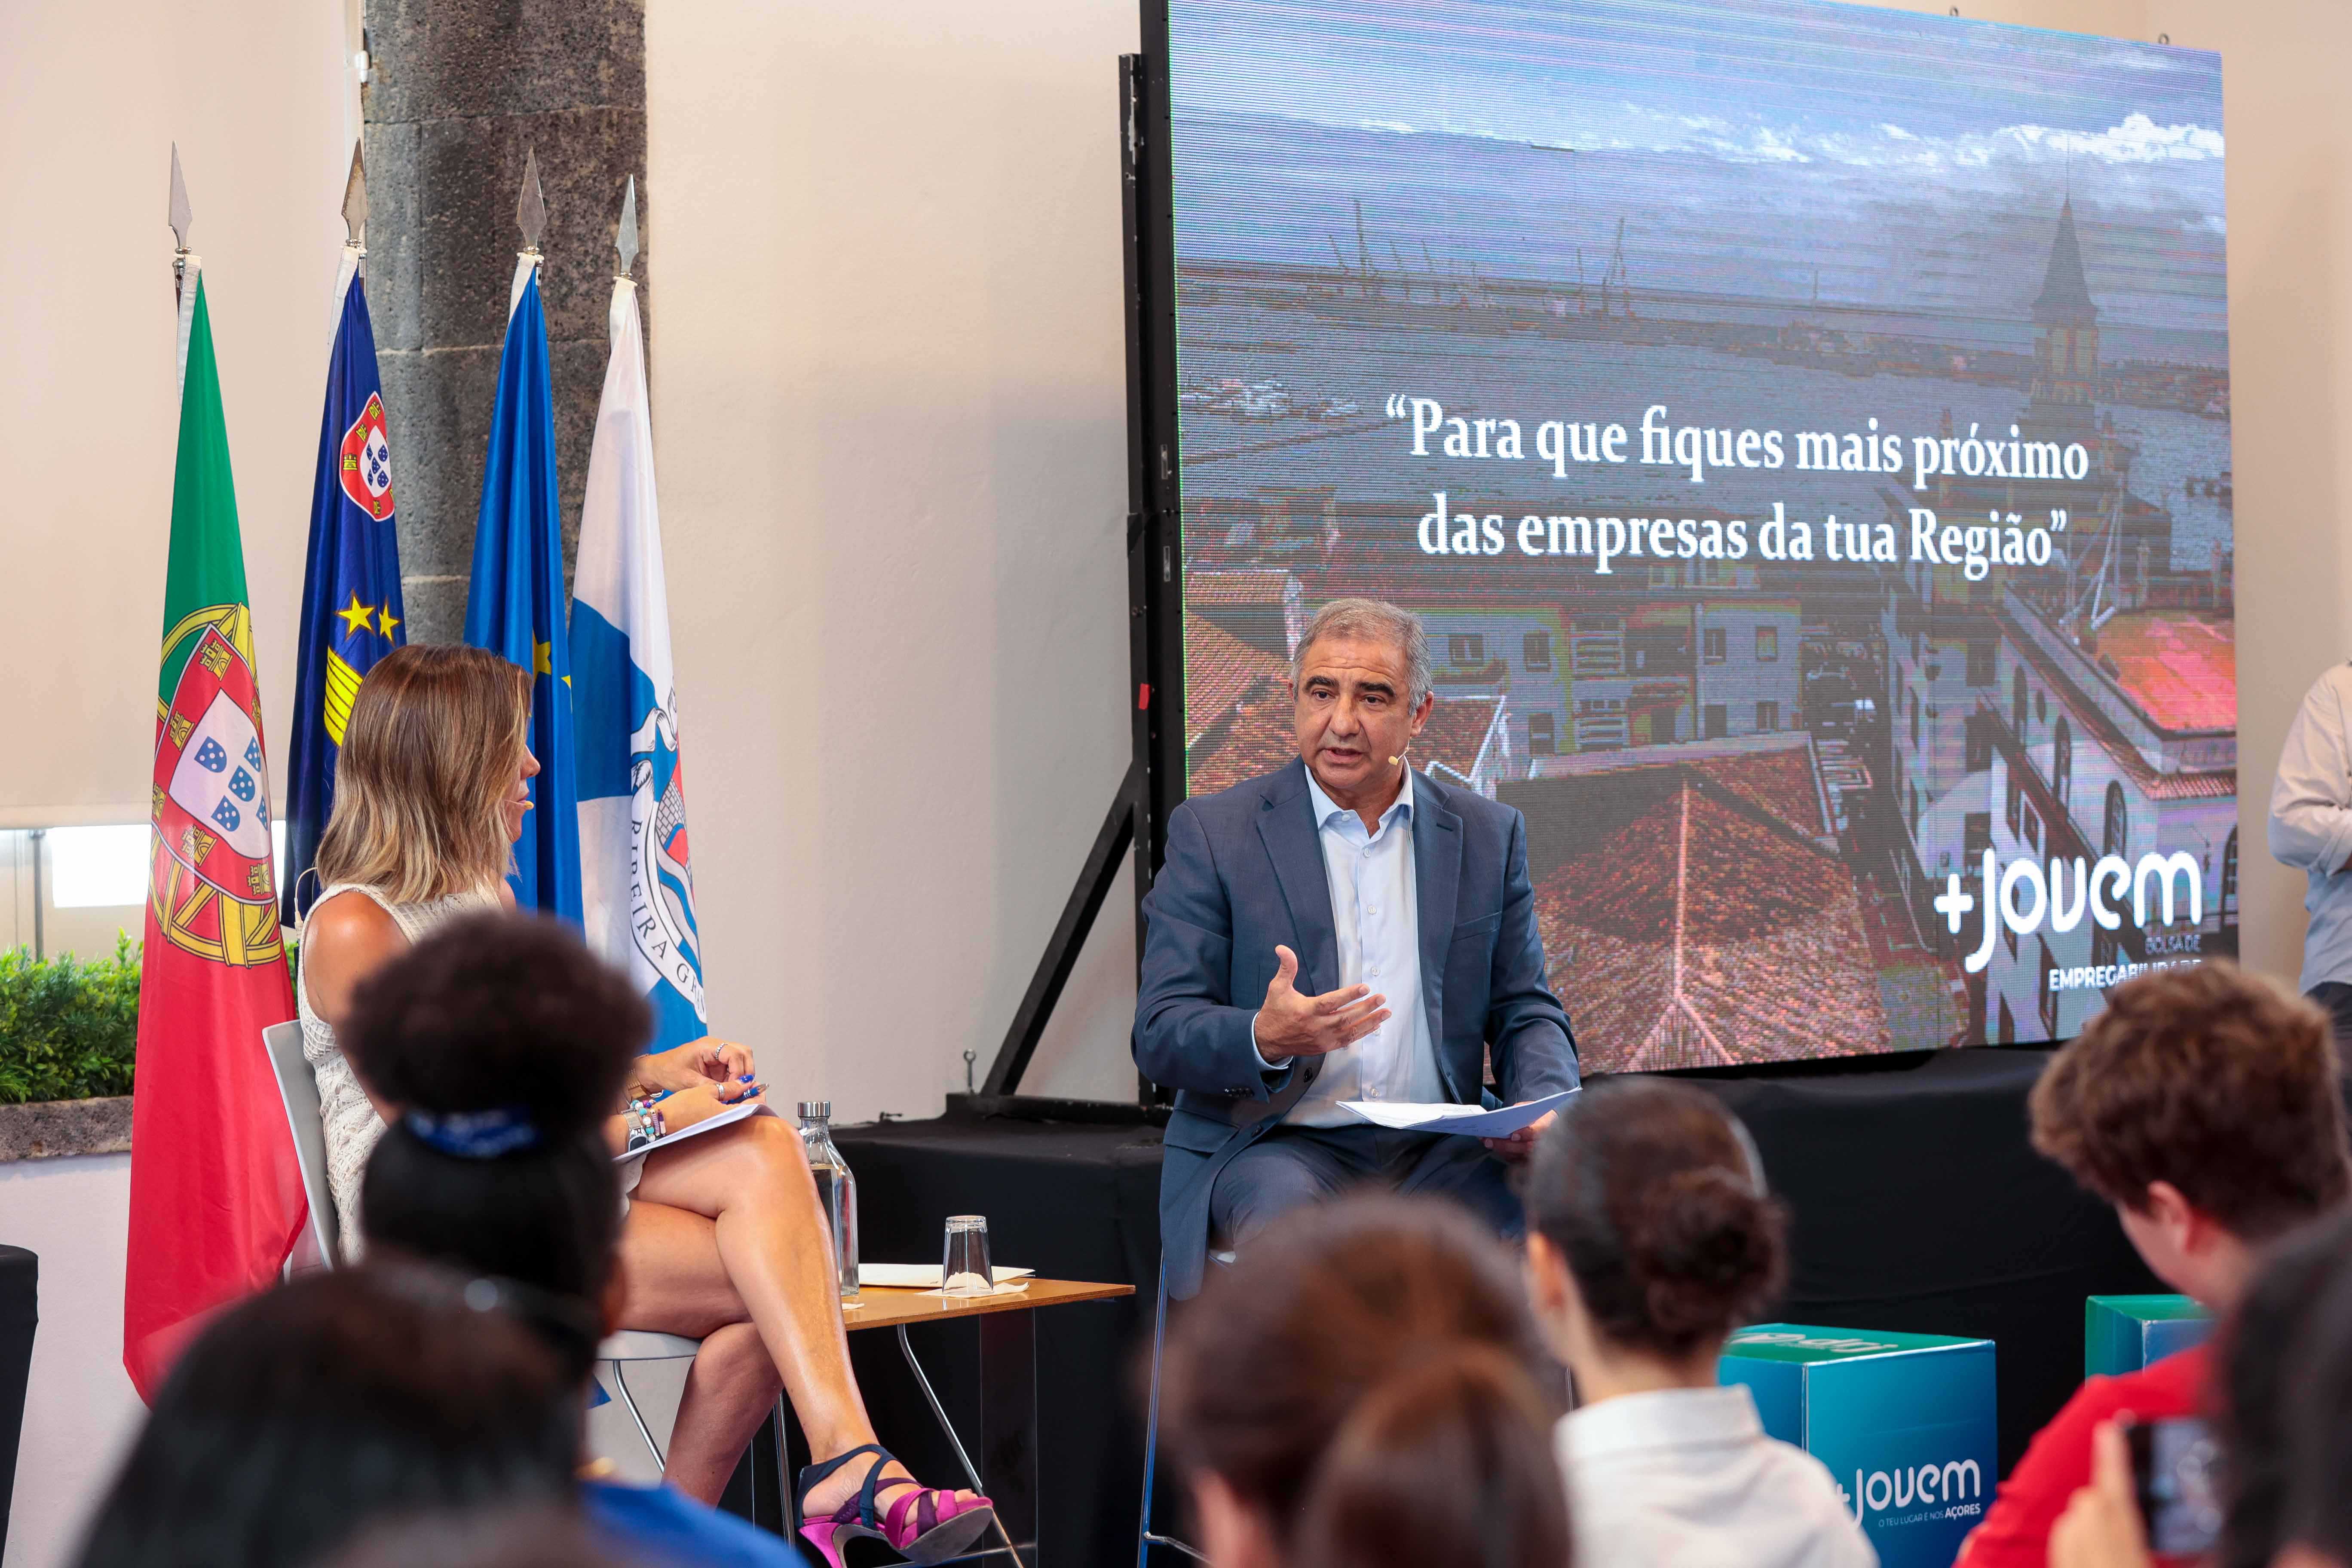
xmin=1957 ymin=963 xmax=2352 ymax=1568
xmin=2049 ymin=1208 xmax=2352 ymax=1568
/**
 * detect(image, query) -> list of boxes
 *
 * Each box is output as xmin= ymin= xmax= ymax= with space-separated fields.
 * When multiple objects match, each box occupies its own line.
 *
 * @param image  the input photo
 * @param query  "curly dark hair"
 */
xmin=1526 ymin=1077 xmax=1787 ymax=1359
xmin=2029 ymin=962 xmax=2350 ymax=1240
xmin=347 ymin=911 xmax=648 ymax=1306
xmin=343 ymin=910 xmax=648 ymax=1130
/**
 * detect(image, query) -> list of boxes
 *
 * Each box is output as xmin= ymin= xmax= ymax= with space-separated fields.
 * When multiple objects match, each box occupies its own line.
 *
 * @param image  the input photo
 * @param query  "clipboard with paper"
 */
xmin=1336 ymin=1088 xmax=1578 ymax=1137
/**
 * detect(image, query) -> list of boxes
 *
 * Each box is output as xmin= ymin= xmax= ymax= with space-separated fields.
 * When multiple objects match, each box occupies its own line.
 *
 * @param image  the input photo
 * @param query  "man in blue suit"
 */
xmin=1136 ymin=598 xmax=1580 ymax=1297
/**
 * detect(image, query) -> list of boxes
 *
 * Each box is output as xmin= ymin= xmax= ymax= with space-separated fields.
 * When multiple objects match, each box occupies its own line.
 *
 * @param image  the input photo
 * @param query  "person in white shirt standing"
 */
xmin=1524 ymin=1078 xmax=1876 ymax=1568
xmin=2269 ymin=662 xmax=2352 ymax=1040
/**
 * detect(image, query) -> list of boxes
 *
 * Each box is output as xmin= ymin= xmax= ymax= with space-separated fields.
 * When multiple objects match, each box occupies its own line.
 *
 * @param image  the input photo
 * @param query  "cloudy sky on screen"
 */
xmin=1167 ymin=0 xmax=2226 ymax=334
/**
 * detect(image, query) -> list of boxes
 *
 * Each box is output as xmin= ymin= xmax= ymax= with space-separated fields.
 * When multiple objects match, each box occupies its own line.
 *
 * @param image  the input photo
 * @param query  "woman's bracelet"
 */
xmin=622 ymin=1100 xmax=666 ymax=1152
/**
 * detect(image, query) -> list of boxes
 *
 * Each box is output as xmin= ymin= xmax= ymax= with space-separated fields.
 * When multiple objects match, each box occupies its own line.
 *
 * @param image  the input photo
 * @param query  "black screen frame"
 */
xmin=1128 ymin=3 xmax=1191 ymax=885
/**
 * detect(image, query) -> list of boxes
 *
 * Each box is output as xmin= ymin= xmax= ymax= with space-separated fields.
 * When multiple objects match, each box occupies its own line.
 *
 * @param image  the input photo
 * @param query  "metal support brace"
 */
xmin=1136 ymin=1262 xmax=1209 ymax=1564
xmin=895 ymin=1324 xmax=1029 ymax=1565
xmin=981 ymin=763 xmax=1139 ymax=1096
xmin=607 ymin=1361 xmax=665 ymax=1470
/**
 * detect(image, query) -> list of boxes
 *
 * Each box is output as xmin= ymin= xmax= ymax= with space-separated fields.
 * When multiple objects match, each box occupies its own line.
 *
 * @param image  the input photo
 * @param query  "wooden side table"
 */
xmin=770 ymin=1279 xmax=1133 ymax=1567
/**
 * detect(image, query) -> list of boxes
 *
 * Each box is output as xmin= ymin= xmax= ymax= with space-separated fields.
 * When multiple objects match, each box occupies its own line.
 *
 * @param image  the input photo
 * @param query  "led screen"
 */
xmin=1161 ymin=0 xmax=2233 ymax=1067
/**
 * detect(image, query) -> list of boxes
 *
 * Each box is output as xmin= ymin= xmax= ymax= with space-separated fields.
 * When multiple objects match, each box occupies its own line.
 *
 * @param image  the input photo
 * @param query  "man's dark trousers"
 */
xmin=1208 ymin=1123 xmax=1523 ymax=1254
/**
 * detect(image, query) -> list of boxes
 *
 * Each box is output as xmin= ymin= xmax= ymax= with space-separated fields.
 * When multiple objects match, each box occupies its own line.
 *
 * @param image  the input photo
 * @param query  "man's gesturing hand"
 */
xmin=1253 ymin=944 xmax=1390 ymax=1064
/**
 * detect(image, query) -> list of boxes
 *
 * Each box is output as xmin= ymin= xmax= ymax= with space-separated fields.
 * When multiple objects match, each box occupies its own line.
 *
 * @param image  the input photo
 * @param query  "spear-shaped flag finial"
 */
xmin=341 ymin=141 xmax=368 ymax=247
xmin=517 ymin=147 xmax=548 ymax=254
xmin=616 ymin=175 xmax=639 ymax=279
xmin=168 ymin=143 xmax=193 ymax=252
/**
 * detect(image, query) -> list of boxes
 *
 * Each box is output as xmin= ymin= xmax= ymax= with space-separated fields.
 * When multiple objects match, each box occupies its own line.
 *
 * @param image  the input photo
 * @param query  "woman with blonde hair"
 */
xmin=298 ymin=643 xmax=991 ymax=1565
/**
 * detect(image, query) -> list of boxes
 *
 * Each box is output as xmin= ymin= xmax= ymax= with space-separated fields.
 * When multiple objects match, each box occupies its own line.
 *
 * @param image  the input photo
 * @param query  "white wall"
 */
xmin=0 ymin=0 xmax=354 ymax=828
xmin=0 ymin=1158 xmax=140 ymax=1568
xmin=645 ymin=0 xmax=1143 ymax=1118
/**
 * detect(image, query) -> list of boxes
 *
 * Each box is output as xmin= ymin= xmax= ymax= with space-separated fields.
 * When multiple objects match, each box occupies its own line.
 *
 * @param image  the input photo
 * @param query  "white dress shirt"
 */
xmin=1252 ymin=767 xmax=1443 ymax=1128
xmin=1556 ymin=1385 xmax=1877 ymax=1568
xmin=2269 ymin=662 xmax=2352 ymax=991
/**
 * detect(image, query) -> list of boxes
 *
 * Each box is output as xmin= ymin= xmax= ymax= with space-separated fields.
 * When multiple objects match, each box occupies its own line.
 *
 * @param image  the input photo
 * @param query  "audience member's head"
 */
xmin=349 ymin=910 xmax=648 ymax=1320
xmin=324 ymin=1505 xmax=634 ymax=1568
xmin=1158 ymin=1194 xmax=1567 ymax=1568
xmin=1524 ymin=1078 xmax=1785 ymax=1375
xmin=2278 ymin=1222 xmax=2352 ymax=1568
xmin=2030 ymin=962 xmax=2350 ymax=1309
xmin=72 ymin=1265 xmax=581 ymax=1568
xmin=2216 ymin=1210 xmax=2352 ymax=1568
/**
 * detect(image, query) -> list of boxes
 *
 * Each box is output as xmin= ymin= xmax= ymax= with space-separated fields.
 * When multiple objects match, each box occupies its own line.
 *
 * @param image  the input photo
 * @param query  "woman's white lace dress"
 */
xmin=295 ymin=882 xmax=498 ymax=1257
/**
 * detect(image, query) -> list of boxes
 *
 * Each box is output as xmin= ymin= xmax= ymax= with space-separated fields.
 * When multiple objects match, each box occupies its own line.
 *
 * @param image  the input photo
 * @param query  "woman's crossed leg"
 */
xmin=619 ymin=1113 xmax=981 ymax=1521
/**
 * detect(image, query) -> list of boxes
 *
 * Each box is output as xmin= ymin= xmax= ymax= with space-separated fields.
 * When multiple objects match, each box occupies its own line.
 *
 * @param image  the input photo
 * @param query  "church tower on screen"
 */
xmin=2027 ymin=197 xmax=2100 ymax=438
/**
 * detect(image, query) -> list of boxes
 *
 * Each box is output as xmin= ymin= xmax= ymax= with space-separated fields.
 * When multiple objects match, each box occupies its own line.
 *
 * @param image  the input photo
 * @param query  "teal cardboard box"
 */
xmin=1721 ymin=1325 xmax=1997 ymax=1568
xmin=2085 ymin=1295 xmax=2209 ymax=1378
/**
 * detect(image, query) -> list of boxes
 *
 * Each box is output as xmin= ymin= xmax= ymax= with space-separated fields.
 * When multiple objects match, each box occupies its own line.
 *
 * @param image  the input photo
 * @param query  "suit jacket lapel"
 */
xmin=1413 ymin=774 xmax=1463 ymax=1090
xmin=1256 ymin=760 xmax=1340 ymax=995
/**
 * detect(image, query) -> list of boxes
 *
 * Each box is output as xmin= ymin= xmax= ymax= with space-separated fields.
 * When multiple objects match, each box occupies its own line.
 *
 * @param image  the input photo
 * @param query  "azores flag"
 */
xmin=575 ymin=273 xmax=707 ymax=1049
xmin=282 ymin=259 xmax=404 ymax=925
xmin=464 ymin=260 xmax=581 ymax=920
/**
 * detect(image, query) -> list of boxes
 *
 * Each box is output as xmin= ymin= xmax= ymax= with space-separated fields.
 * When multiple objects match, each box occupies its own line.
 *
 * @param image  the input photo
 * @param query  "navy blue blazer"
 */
xmin=1133 ymin=759 xmax=1579 ymax=1297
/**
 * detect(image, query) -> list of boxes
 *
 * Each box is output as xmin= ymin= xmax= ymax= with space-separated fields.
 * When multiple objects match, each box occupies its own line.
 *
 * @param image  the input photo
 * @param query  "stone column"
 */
xmin=360 ymin=0 xmax=648 ymax=643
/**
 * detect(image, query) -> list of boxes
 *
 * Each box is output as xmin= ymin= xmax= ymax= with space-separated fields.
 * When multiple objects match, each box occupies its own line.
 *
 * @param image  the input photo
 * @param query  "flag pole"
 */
xmin=341 ymin=141 xmax=368 ymax=273
xmin=335 ymin=141 xmax=368 ymax=320
xmin=168 ymin=145 xmax=200 ymax=391
xmin=510 ymin=147 xmax=547 ymax=317
xmin=518 ymin=145 xmax=548 ymax=262
xmin=168 ymin=143 xmax=193 ymax=304
xmin=616 ymin=174 xmax=639 ymax=282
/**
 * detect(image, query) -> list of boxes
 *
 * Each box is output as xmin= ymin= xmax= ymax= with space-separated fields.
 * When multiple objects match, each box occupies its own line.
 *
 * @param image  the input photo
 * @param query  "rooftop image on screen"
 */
xmin=1161 ymin=0 xmax=2233 ymax=1069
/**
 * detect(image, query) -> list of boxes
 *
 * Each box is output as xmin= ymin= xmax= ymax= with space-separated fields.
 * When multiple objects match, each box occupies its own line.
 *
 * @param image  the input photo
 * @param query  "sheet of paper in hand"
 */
xmin=612 ymin=1099 xmax=769 ymax=1162
xmin=1337 ymin=1089 xmax=1578 ymax=1138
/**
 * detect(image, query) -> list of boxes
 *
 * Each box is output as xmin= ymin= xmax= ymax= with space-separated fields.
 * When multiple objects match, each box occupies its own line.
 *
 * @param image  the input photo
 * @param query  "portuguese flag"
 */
xmin=123 ymin=271 xmax=307 ymax=1397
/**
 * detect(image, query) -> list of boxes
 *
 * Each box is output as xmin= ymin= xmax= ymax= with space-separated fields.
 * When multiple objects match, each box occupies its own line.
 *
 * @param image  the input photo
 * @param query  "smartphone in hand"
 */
xmin=2127 ymin=1417 xmax=2223 ymax=1558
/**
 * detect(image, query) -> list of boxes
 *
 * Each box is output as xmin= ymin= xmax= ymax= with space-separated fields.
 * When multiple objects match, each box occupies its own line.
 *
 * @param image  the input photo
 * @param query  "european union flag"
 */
xmin=465 ymin=264 xmax=581 ymax=921
xmin=282 ymin=270 xmax=406 ymax=925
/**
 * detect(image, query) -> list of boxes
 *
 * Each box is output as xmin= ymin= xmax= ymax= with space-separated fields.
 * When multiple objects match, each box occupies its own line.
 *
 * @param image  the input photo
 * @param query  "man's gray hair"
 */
xmin=1294 ymin=598 xmax=1433 ymax=708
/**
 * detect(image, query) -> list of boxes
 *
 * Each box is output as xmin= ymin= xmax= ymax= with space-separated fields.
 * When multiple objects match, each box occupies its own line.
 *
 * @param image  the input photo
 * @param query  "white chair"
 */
xmin=259 ymin=1020 xmax=701 ymax=1470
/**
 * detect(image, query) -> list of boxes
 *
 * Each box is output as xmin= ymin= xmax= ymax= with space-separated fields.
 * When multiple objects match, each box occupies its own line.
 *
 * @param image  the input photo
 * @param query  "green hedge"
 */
xmin=0 ymin=936 xmax=141 ymax=1105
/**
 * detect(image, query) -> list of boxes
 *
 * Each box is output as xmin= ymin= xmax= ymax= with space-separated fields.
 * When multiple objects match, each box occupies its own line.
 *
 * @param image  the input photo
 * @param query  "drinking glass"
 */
xmin=941 ymin=1214 xmax=992 ymax=1296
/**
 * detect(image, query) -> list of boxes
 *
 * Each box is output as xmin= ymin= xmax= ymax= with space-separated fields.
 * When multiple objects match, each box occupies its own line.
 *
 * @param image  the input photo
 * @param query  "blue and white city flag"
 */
xmin=464 ymin=257 xmax=582 ymax=921
xmin=283 ymin=252 xmax=405 ymax=924
xmin=573 ymin=270 xmax=706 ymax=1048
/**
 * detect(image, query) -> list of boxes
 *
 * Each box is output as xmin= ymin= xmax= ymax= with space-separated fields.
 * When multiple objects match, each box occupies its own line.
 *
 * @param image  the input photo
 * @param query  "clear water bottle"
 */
xmin=797 ymin=1101 xmax=860 ymax=1299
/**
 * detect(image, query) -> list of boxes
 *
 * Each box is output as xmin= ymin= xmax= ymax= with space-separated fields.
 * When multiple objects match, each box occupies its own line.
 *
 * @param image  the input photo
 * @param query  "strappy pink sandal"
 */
xmin=796 ymin=1442 xmax=996 ymax=1568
